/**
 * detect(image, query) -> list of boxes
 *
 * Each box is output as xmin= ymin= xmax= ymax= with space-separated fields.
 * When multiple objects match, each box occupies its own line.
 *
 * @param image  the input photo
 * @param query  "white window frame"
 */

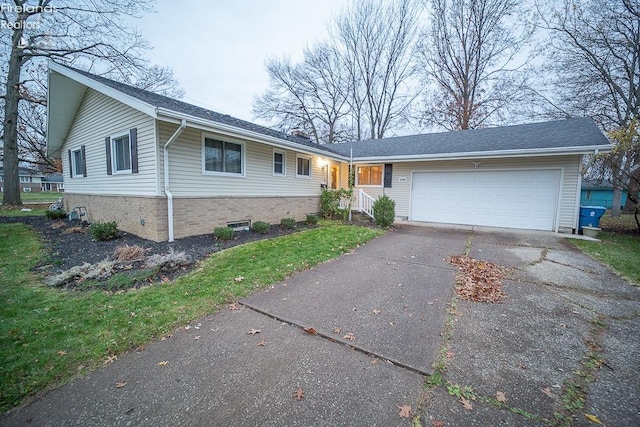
xmin=273 ymin=149 xmax=286 ymax=176
xmin=202 ymin=135 xmax=246 ymax=177
xmin=19 ymin=176 xmax=31 ymax=183
xmin=111 ymin=132 xmax=132 ymax=174
xmin=356 ymin=164 xmax=384 ymax=187
xmin=71 ymin=148 xmax=85 ymax=178
xmin=296 ymin=154 xmax=312 ymax=179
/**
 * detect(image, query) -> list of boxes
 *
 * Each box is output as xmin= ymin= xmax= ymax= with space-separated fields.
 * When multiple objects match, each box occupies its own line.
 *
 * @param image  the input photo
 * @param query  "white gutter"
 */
xmin=350 ymin=145 xmax=613 ymax=163
xmin=164 ymin=119 xmax=187 ymax=242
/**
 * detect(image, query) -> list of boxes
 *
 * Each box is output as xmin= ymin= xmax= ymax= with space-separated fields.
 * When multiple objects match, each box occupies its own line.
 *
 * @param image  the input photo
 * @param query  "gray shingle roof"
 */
xmin=64 ymin=65 xmax=344 ymax=156
xmin=59 ymin=65 xmax=610 ymax=161
xmin=329 ymin=118 xmax=610 ymax=158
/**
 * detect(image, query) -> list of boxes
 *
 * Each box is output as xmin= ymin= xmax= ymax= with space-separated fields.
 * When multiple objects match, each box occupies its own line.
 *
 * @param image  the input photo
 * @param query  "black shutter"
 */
xmin=105 ymin=137 xmax=112 ymax=175
xmin=68 ymin=150 xmax=73 ymax=178
xmin=130 ymin=128 xmax=138 ymax=174
xmin=81 ymin=145 xmax=87 ymax=177
xmin=384 ymin=163 xmax=393 ymax=188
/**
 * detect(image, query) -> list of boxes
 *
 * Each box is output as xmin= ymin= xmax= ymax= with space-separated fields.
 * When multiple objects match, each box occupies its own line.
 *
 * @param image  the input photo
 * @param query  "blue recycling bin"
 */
xmin=578 ymin=206 xmax=606 ymax=231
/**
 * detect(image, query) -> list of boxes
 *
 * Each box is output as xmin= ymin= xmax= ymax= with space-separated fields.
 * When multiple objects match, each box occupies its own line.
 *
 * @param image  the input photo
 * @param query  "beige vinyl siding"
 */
xmin=158 ymin=122 xmax=328 ymax=197
xmin=349 ymin=156 xmax=581 ymax=231
xmin=62 ymin=89 xmax=157 ymax=196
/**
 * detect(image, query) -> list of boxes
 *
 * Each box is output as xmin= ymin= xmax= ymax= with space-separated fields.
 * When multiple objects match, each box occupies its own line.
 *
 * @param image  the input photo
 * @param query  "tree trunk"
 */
xmin=611 ymin=186 xmax=623 ymax=216
xmin=2 ymin=16 xmax=25 ymax=206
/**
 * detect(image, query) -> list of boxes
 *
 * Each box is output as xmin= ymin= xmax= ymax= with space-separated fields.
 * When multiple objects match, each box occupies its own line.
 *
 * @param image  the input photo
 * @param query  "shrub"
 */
xmin=373 ymin=195 xmax=396 ymax=227
xmin=213 ymin=226 xmax=234 ymax=240
xmin=145 ymin=248 xmax=190 ymax=270
xmin=305 ymin=213 xmax=319 ymax=225
xmin=46 ymin=209 xmax=67 ymax=220
xmin=320 ymin=188 xmax=353 ymax=219
xmin=280 ymin=217 xmax=297 ymax=229
xmin=91 ymin=221 xmax=119 ymax=241
xmin=252 ymin=221 xmax=270 ymax=234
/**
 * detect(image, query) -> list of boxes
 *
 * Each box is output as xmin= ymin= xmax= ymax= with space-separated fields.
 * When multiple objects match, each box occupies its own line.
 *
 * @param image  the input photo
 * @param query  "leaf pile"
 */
xmin=447 ymin=255 xmax=508 ymax=303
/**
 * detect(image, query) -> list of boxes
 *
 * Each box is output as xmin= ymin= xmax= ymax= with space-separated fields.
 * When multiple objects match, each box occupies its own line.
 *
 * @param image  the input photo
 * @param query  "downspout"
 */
xmin=164 ymin=119 xmax=187 ymax=242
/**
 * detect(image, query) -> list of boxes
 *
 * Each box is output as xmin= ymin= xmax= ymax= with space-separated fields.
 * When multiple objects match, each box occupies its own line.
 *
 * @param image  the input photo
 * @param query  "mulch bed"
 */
xmin=0 ymin=215 xmax=313 ymax=291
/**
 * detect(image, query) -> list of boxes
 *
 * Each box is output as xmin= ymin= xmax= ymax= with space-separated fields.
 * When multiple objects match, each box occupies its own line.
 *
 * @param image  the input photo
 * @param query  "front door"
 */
xmin=330 ymin=166 xmax=339 ymax=189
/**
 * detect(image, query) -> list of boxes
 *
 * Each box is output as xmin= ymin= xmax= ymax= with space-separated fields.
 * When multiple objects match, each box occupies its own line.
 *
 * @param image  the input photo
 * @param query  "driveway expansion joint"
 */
xmin=239 ymin=301 xmax=431 ymax=377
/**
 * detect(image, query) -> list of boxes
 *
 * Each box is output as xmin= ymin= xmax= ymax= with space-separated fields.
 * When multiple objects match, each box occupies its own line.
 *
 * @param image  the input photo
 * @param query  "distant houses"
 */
xmin=0 ymin=167 xmax=64 ymax=193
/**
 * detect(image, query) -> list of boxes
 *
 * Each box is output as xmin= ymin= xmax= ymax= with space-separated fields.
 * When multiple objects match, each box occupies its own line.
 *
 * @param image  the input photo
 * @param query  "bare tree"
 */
xmin=334 ymin=0 xmax=420 ymax=139
xmin=254 ymin=0 xmax=420 ymax=142
xmin=536 ymin=0 xmax=640 ymax=216
xmin=253 ymin=42 xmax=351 ymax=144
xmin=1 ymin=0 xmax=181 ymax=205
xmin=418 ymin=0 xmax=531 ymax=131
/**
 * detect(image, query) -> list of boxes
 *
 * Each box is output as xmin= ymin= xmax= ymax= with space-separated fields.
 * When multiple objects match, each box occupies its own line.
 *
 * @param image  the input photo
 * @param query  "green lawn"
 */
xmin=572 ymin=232 xmax=640 ymax=285
xmin=0 ymin=221 xmax=383 ymax=412
xmin=0 ymin=206 xmax=48 ymax=217
xmin=0 ymin=191 xmax=62 ymax=204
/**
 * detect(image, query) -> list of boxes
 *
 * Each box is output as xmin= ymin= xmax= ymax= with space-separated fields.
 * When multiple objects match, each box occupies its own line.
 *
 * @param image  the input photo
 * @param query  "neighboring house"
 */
xmin=0 ymin=167 xmax=44 ymax=193
xmin=47 ymin=62 xmax=612 ymax=242
xmin=41 ymin=173 xmax=65 ymax=192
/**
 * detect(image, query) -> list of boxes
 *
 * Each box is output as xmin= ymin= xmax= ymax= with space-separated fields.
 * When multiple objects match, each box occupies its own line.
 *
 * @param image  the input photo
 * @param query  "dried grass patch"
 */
xmin=447 ymin=255 xmax=508 ymax=303
xmin=62 ymin=226 xmax=86 ymax=234
xmin=113 ymin=244 xmax=146 ymax=262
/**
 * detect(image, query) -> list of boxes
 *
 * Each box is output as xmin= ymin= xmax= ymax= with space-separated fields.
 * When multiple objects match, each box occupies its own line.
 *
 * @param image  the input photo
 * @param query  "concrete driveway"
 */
xmin=2 ymin=225 xmax=639 ymax=426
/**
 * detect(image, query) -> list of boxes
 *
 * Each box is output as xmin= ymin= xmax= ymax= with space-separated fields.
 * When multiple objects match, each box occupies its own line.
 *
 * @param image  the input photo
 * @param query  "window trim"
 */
xmin=273 ymin=149 xmax=286 ymax=176
xmin=201 ymin=134 xmax=246 ymax=177
xmin=71 ymin=147 xmax=86 ymax=178
xmin=296 ymin=154 xmax=312 ymax=179
xmin=110 ymin=131 xmax=132 ymax=174
xmin=355 ymin=164 xmax=384 ymax=187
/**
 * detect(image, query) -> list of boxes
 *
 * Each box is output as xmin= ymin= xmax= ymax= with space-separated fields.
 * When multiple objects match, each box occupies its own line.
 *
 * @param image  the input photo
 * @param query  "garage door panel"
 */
xmin=410 ymin=170 xmax=560 ymax=231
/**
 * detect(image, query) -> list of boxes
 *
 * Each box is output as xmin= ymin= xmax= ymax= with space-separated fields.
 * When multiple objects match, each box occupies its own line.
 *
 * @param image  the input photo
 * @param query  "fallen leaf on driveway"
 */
xmin=496 ymin=391 xmax=507 ymax=403
xmin=115 ymin=381 xmax=127 ymax=388
xmin=333 ymin=327 xmax=341 ymax=334
xmin=157 ymin=361 xmax=168 ymax=366
xmin=343 ymin=332 xmax=355 ymax=341
xmin=584 ymin=414 xmax=602 ymax=424
xmin=397 ymin=404 xmax=411 ymax=418
xmin=293 ymin=388 xmax=305 ymax=401
xmin=248 ymin=328 xmax=261 ymax=335
xmin=103 ymin=355 xmax=117 ymax=365
xmin=447 ymin=255 xmax=507 ymax=303
xmin=303 ymin=327 xmax=317 ymax=335
xmin=228 ymin=303 xmax=239 ymax=311
xmin=431 ymin=421 xmax=444 ymax=427
xmin=460 ymin=397 xmax=473 ymax=410
xmin=445 ymin=351 xmax=455 ymax=358
xmin=541 ymin=387 xmax=554 ymax=398
xmin=373 ymin=309 xmax=381 ymax=315
xmin=257 ymin=340 xmax=266 ymax=346
xmin=193 ymin=336 xmax=201 ymax=341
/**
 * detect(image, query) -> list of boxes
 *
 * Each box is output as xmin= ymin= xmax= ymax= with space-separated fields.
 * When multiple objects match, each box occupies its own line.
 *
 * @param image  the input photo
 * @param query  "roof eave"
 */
xmin=49 ymin=62 xmax=159 ymax=118
xmin=156 ymin=109 xmax=349 ymax=161
xmin=351 ymin=145 xmax=613 ymax=163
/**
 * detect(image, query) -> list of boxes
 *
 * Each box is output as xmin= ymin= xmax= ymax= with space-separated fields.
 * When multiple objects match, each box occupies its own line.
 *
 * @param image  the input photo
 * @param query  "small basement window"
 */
xmin=227 ymin=220 xmax=251 ymax=231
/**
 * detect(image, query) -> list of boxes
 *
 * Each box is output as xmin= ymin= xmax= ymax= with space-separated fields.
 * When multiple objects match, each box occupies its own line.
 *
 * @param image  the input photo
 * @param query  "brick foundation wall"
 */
xmin=64 ymin=194 xmax=167 ymax=242
xmin=172 ymin=196 xmax=320 ymax=239
xmin=63 ymin=194 xmax=320 ymax=242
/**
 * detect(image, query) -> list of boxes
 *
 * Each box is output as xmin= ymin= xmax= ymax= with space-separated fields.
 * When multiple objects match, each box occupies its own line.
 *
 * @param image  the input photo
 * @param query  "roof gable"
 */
xmin=47 ymin=62 xmax=343 ymax=158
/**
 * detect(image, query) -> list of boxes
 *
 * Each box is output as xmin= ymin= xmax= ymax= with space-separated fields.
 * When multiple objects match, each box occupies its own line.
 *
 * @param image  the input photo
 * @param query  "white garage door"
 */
xmin=410 ymin=170 xmax=561 ymax=231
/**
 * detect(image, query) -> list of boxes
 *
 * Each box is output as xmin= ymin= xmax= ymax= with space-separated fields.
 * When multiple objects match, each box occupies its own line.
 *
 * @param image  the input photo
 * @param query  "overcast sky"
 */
xmin=138 ymin=0 xmax=347 ymax=122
